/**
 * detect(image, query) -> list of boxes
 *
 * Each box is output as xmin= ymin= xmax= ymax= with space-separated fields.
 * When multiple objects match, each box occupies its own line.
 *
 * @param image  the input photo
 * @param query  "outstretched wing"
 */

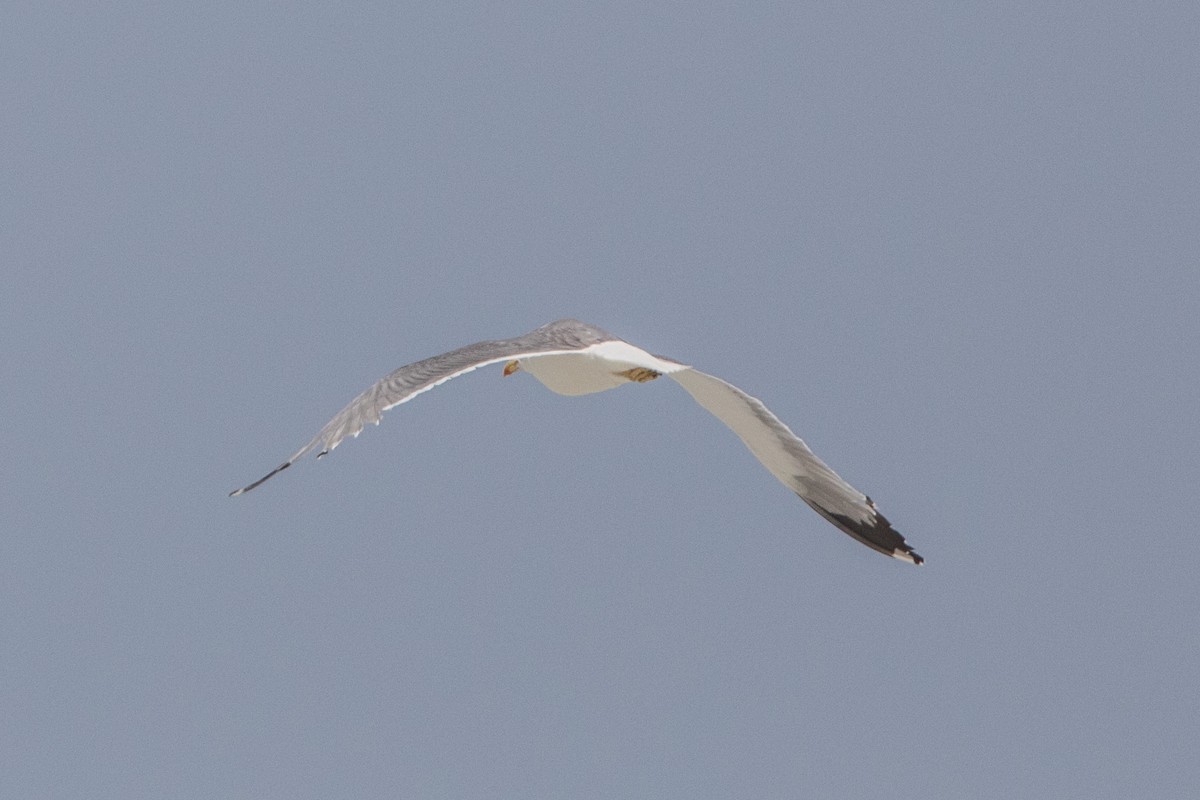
xmin=230 ymin=338 xmax=585 ymax=496
xmin=668 ymin=368 xmax=922 ymax=564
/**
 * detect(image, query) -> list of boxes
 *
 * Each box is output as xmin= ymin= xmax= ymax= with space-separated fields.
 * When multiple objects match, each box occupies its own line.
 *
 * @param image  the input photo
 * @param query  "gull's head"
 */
xmin=503 ymin=360 xmax=521 ymax=376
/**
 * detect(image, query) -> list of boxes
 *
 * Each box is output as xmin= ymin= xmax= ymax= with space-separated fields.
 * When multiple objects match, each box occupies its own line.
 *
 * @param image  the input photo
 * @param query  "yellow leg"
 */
xmin=615 ymin=367 xmax=662 ymax=383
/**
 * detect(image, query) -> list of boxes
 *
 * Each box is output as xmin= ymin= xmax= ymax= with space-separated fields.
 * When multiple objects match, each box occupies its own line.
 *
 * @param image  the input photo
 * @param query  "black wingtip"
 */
xmin=229 ymin=460 xmax=292 ymax=496
xmin=803 ymin=495 xmax=923 ymax=565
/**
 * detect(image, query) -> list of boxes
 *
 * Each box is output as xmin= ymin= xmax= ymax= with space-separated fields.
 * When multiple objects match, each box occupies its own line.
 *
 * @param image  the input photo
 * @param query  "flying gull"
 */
xmin=231 ymin=319 xmax=922 ymax=564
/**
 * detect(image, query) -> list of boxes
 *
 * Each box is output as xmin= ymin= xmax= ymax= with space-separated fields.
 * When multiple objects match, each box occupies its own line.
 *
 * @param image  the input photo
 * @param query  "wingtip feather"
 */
xmin=802 ymin=495 xmax=923 ymax=565
xmin=229 ymin=461 xmax=292 ymax=496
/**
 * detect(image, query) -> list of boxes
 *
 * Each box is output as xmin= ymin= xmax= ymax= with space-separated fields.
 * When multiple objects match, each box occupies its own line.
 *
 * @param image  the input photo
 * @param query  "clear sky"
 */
xmin=4 ymin=2 xmax=1198 ymax=797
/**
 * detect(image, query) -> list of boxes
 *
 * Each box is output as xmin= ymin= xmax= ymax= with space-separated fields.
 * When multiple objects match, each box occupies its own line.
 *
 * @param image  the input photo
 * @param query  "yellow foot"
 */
xmin=615 ymin=367 xmax=662 ymax=383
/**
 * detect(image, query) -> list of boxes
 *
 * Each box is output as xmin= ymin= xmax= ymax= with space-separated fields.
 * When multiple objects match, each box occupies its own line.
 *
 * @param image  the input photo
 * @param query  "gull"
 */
xmin=231 ymin=319 xmax=922 ymax=564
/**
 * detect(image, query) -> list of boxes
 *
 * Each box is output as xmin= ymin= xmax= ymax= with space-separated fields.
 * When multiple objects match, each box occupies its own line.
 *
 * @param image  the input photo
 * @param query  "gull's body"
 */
xmin=232 ymin=319 xmax=922 ymax=564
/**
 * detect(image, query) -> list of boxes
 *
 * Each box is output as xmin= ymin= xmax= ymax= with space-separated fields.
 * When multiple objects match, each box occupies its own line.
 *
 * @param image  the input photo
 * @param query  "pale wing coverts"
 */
xmin=232 ymin=319 xmax=922 ymax=564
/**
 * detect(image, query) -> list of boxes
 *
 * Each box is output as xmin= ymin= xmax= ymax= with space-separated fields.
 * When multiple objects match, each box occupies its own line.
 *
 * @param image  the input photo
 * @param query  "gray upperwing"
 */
xmin=230 ymin=319 xmax=618 ymax=496
xmin=668 ymin=368 xmax=922 ymax=563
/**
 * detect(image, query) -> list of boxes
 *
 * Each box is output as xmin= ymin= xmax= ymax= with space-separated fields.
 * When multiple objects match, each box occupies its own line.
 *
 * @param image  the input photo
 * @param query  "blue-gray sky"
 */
xmin=4 ymin=2 xmax=1198 ymax=797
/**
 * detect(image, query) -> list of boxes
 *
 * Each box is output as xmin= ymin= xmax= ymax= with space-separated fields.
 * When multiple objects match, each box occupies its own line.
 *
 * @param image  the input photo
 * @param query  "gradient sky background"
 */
xmin=4 ymin=3 xmax=1198 ymax=797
